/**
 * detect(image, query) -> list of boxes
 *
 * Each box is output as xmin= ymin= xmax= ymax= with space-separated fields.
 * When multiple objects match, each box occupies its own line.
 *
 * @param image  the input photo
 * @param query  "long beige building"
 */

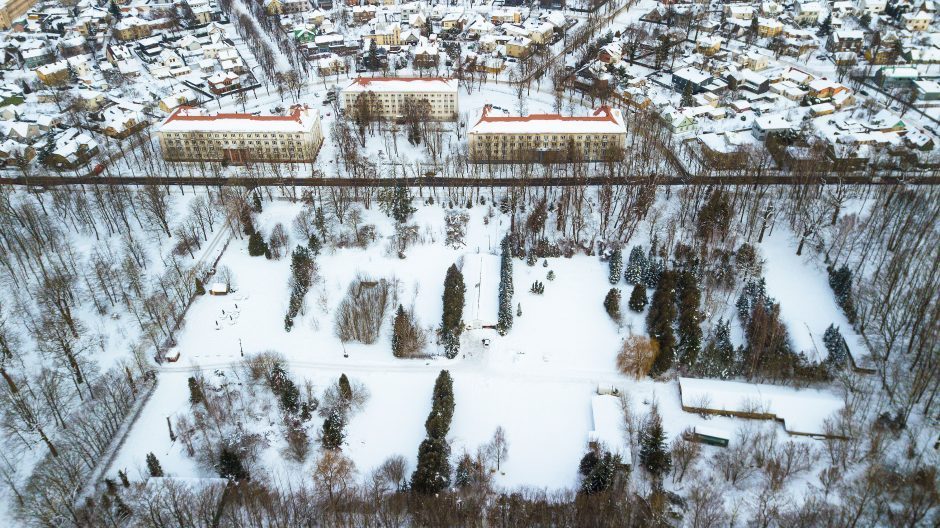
xmin=0 ymin=0 xmax=36 ymax=29
xmin=341 ymin=77 xmax=458 ymax=121
xmin=468 ymin=105 xmax=628 ymax=162
xmin=158 ymin=106 xmax=323 ymax=163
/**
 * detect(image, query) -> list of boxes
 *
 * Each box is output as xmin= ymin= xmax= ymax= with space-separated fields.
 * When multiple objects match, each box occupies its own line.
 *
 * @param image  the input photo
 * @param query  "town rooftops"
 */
xmin=470 ymin=106 xmax=626 ymax=135
xmin=159 ymin=106 xmax=319 ymax=134
xmin=342 ymin=76 xmax=458 ymax=93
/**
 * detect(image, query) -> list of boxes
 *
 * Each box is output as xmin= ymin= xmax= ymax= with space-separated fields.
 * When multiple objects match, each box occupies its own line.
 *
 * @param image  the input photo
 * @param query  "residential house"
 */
xmin=826 ymin=30 xmax=864 ymax=52
xmin=208 ymin=71 xmax=240 ymax=94
xmin=794 ymin=2 xmax=821 ymax=24
xmin=901 ymin=10 xmax=933 ymax=30
xmin=505 ymin=36 xmax=532 ymax=59
xmin=46 ymin=128 xmax=99 ymax=169
xmin=672 ymin=67 xmax=713 ymax=94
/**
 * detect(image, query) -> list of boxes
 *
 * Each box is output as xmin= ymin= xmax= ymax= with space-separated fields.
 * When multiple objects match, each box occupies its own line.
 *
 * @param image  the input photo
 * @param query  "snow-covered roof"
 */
xmin=462 ymin=253 xmax=499 ymax=326
xmin=342 ymin=77 xmax=457 ymax=94
xmin=470 ymin=106 xmax=626 ymax=136
xmin=160 ymin=106 xmax=320 ymax=134
xmin=678 ymin=377 xmax=845 ymax=436
xmin=589 ymin=395 xmax=631 ymax=459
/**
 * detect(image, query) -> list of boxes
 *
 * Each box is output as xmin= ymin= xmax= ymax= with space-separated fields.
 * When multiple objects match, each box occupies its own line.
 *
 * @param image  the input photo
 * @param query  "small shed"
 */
xmin=692 ymin=425 xmax=731 ymax=447
xmin=164 ymin=348 xmax=181 ymax=362
xmin=209 ymin=283 xmax=228 ymax=296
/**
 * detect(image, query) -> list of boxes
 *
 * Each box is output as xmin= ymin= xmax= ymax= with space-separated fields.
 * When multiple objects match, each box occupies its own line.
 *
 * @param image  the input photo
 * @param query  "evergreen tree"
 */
xmin=146 ymin=453 xmax=164 ymax=477
xmin=391 ymin=183 xmax=416 ymax=224
xmin=497 ymin=237 xmax=514 ymax=335
xmin=109 ymin=0 xmax=121 ymax=19
xmin=628 ymin=283 xmax=648 ymax=312
xmin=218 ymin=446 xmax=249 ymax=481
xmin=187 ymin=376 xmax=204 ymax=405
xmin=624 ymin=246 xmax=647 ymax=285
xmin=676 ymin=270 xmax=703 ymax=368
xmin=247 ymin=233 xmax=268 ymax=256
xmin=647 ymin=270 xmax=678 ymax=376
xmin=680 ymin=82 xmax=694 ymax=107
xmin=285 ymin=246 xmax=314 ymax=331
xmin=321 ymin=409 xmax=346 ymax=450
xmin=516 ymin=303 xmax=522 ymax=317
xmin=604 ymin=288 xmax=622 ymax=321
xmin=579 ymin=451 xmax=621 ymax=495
xmin=827 ymin=265 xmax=857 ymax=323
xmin=410 ymin=437 xmax=451 ymax=495
xmin=818 ymin=14 xmax=832 ymax=35
xmin=338 ymin=373 xmax=352 ymax=402
xmin=639 ymin=406 xmax=671 ymax=484
xmin=440 ymin=264 xmax=466 ymax=359
xmin=392 ymin=305 xmax=408 ymax=358
xmin=454 ymin=452 xmax=477 ymax=489
xmin=696 ymin=318 xmax=736 ymax=378
xmin=643 ymin=257 xmax=664 ymax=289
xmin=608 ymin=248 xmax=623 ymax=285
xmin=307 ymin=233 xmax=321 ymax=256
xmin=823 ymin=324 xmax=848 ymax=370
xmin=195 ymin=277 xmax=205 ymax=295
xmin=251 ymin=194 xmax=263 ymax=213
xmin=425 ymin=370 xmax=455 ymax=440
xmin=546 ymin=270 xmax=555 ymax=281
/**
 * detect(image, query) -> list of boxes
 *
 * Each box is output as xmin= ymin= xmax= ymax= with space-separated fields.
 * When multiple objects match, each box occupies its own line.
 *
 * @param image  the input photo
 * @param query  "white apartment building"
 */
xmin=341 ymin=77 xmax=458 ymax=121
xmin=158 ymin=106 xmax=323 ymax=163
xmin=468 ymin=106 xmax=628 ymax=162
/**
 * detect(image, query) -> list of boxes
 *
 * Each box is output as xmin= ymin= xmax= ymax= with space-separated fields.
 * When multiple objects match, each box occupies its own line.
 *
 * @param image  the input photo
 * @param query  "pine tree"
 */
xmin=425 ymin=370 xmax=455 ymax=440
xmin=187 ymin=376 xmax=204 ymax=405
xmin=338 ymin=373 xmax=352 ymax=402
xmin=321 ymin=409 xmax=347 ymax=450
xmin=680 ymin=82 xmax=694 ymax=107
xmin=454 ymin=452 xmax=477 ymax=489
xmin=516 ymin=303 xmax=522 ymax=317
xmin=146 ymin=453 xmax=164 ymax=477
xmin=441 ymin=264 xmax=466 ymax=359
xmin=624 ymin=246 xmax=647 ymax=285
xmin=392 ymin=305 xmax=407 ymax=358
xmin=643 ymin=257 xmax=664 ymax=289
xmin=604 ymin=288 xmax=622 ymax=321
xmin=218 ymin=446 xmax=249 ymax=481
xmin=628 ymin=284 xmax=648 ymax=312
xmin=247 ymin=233 xmax=268 ymax=256
xmin=410 ymin=437 xmax=451 ymax=495
xmin=827 ymin=265 xmax=856 ymax=323
xmin=546 ymin=270 xmax=555 ymax=281
xmin=580 ymin=451 xmax=621 ymax=495
xmin=823 ymin=324 xmax=848 ymax=370
xmin=696 ymin=318 xmax=736 ymax=378
xmin=608 ymin=248 xmax=623 ymax=285
xmin=389 ymin=183 xmax=416 ymax=224
xmin=639 ymin=406 xmax=671 ymax=484
xmin=676 ymin=270 xmax=703 ymax=368
xmin=195 ymin=278 xmax=205 ymax=295
xmin=307 ymin=234 xmax=321 ymax=256
xmin=497 ymin=237 xmax=514 ymax=335
xmin=251 ymin=194 xmax=263 ymax=213
xmin=647 ymin=271 xmax=678 ymax=376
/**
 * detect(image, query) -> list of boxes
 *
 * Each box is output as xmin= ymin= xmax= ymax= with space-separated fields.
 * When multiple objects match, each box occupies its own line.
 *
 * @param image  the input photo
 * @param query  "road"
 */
xmin=2 ymin=173 xmax=937 ymax=187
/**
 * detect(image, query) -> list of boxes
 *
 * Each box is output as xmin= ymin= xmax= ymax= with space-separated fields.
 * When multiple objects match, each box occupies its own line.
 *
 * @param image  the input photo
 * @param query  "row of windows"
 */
xmin=163 ymin=132 xmax=308 ymax=140
xmin=475 ymin=134 xmax=618 ymax=141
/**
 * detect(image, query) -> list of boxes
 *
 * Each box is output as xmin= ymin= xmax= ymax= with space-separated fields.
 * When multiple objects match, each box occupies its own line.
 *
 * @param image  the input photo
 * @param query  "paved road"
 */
xmin=1 ymin=173 xmax=936 ymax=187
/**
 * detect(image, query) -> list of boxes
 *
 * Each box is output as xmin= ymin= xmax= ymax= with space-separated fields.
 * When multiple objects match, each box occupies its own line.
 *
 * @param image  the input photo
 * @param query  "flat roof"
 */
xmin=159 ymin=106 xmax=319 ymax=134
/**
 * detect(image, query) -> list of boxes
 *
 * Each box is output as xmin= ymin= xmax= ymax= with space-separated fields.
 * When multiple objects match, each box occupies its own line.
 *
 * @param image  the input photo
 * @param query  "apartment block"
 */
xmin=341 ymin=77 xmax=458 ymax=121
xmin=158 ymin=106 xmax=323 ymax=163
xmin=468 ymin=106 xmax=627 ymax=162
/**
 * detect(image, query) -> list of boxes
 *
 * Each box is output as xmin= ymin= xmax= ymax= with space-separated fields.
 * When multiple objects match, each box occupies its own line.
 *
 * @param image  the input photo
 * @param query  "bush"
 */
xmin=335 ymin=275 xmax=391 ymax=344
xmin=392 ymin=305 xmax=429 ymax=358
xmin=616 ymin=336 xmax=659 ymax=379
